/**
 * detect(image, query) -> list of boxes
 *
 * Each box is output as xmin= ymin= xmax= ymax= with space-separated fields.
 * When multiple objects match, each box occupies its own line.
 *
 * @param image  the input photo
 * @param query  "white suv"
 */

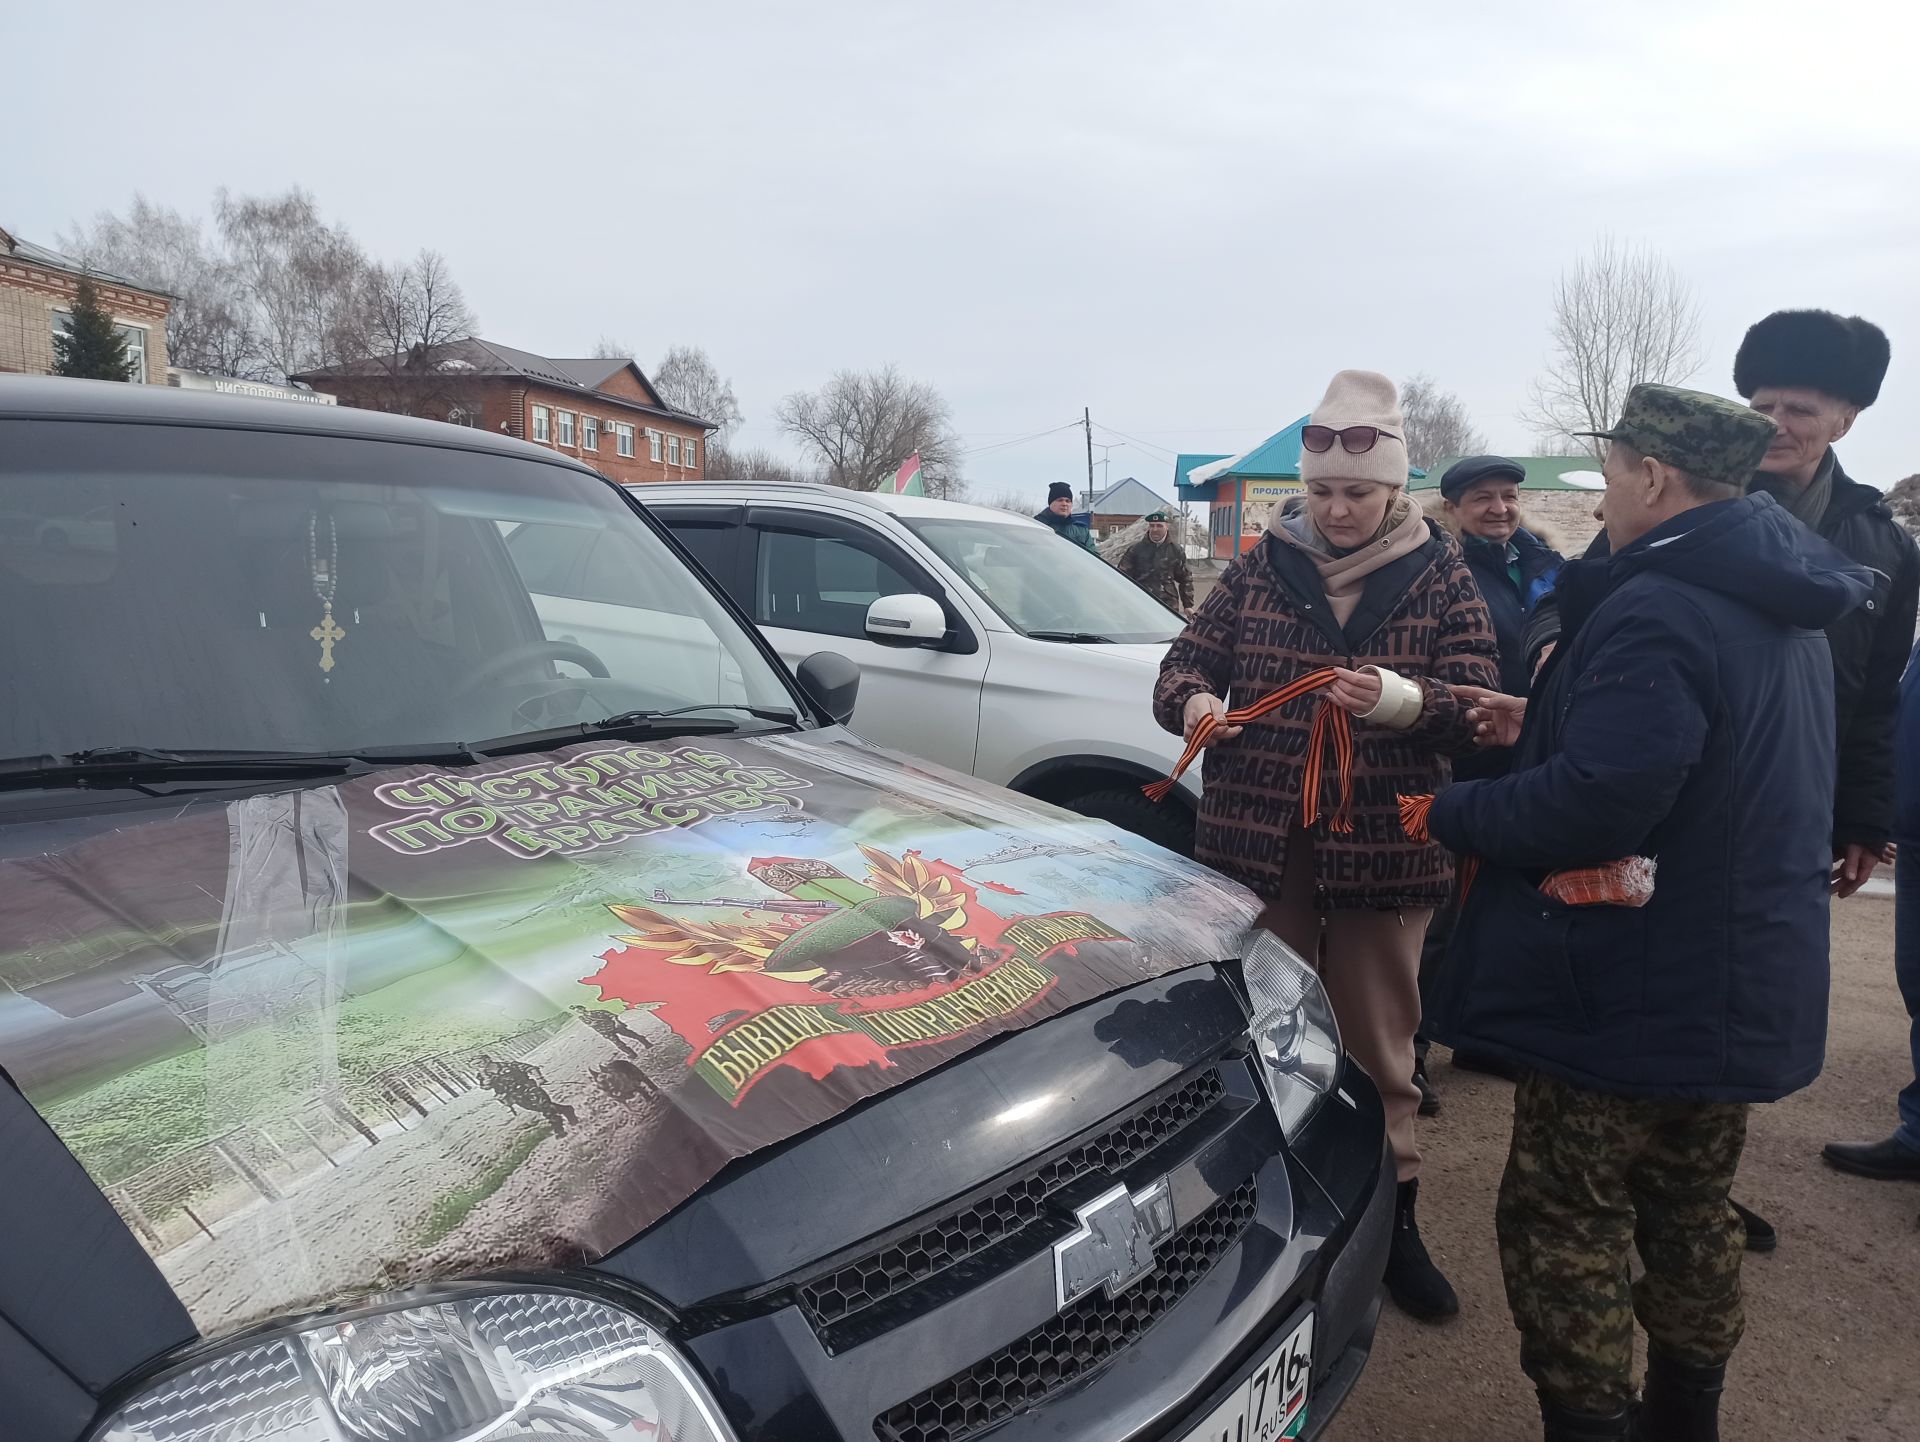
xmin=563 ymin=482 xmax=1202 ymax=852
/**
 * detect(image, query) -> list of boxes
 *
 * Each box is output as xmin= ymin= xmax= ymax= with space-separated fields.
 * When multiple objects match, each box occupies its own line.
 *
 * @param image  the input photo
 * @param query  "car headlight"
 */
xmin=1238 ymin=928 xmax=1342 ymax=1138
xmin=96 ymin=1285 xmax=738 ymax=1442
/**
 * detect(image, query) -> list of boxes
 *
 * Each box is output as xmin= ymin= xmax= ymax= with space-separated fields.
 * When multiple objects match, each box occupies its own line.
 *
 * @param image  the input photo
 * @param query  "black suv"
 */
xmin=0 ymin=380 xmax=1391 ymax=1442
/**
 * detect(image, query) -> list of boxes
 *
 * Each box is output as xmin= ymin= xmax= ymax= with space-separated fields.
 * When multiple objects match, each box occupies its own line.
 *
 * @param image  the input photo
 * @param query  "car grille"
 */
xmin=799 ymin=1067 xmax=1227 ymax=1333
xmin=873 ymin=1176 xmax=1260 ymax=1442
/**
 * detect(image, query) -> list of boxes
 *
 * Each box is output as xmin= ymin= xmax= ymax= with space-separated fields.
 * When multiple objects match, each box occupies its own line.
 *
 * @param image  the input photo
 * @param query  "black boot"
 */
xmin=1538 ymin=1392 xmax=1632 ymax=1440
xmin=1632 ymin=1350 xmax=1725 ymax=1442
xmin=1384 ymin=1178 xmax=1459 ymax=1321
xmin=1728 ymin=1197 xmax=1775 ymax=1253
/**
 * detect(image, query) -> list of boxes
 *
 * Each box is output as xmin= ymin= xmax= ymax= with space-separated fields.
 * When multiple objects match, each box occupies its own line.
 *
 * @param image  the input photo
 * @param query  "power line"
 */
xmin=959 ymin=420 xmax=1083 ymax=458
xmin=1089 ymin=421 xmax=1181 ymax=466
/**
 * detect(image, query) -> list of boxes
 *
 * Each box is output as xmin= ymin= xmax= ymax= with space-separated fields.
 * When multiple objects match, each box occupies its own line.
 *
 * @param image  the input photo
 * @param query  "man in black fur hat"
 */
xmin=1737 ymin=311 xmax=1920 ymax=1187
xmin=1735 ymin=310 xmax=1914 ymax=904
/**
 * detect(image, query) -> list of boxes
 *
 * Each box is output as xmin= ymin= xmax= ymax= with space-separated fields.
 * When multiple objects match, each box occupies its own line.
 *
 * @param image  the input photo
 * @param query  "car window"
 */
xmin=754 ymin=525 xmax=926 ymax=639
xmin=664 ymin=519 xmax=735 ymax=584
xmin=0 ymin=423 xmax=803 ymax=763
xmin=505 ymin=521 xmax=592 ymax=593
xmin=905 ymin=516 xmax=1182 ymax=643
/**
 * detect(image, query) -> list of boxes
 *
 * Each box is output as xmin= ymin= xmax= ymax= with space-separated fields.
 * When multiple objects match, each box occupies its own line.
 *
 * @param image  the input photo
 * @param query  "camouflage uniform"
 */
xmin=1118 ymin=536 xmax=1194 ymax=613
xmin=1498 ymin=1070 xmax=1749 ymax=1414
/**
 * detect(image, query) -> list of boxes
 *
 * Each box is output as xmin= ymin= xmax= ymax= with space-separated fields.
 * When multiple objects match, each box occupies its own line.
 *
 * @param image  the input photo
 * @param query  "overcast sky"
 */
xmin=10 ymin=0 xmax=1918 ymax=500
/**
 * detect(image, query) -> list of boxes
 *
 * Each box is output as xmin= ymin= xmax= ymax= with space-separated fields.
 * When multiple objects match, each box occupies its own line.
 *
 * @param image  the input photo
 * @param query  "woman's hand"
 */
xmin=1183 ymin=692 xmax=1242 ymax=745
xmin=1324 ymin=666 xmax=1384 ymax=716
xmin=1449 ymin=685 xmax=1526 ymax=748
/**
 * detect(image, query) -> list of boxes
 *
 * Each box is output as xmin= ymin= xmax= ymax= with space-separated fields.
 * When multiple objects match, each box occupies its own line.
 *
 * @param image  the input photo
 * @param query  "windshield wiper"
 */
xmin=464 ymin=704 xmax=801 ymax=759
xmin=1025 ymin=630 xmax=1116 ymax=643
xmin=0 ymin=747 xmax=374 ymax=792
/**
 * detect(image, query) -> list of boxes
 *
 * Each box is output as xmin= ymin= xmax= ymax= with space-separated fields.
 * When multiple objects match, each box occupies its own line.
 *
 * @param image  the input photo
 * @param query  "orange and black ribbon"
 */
xmin=1398 ymin=793 xmax=1479 ymax=899
xmin=1143 ymin=667 xmax=1354 ymax=832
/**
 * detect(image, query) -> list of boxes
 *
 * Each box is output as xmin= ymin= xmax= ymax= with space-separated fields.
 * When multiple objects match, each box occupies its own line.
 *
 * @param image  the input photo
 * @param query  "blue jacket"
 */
xmin=1429 ymin=494 xmax=1870 ymax=1102
xmin=1894 ymin=642 xmax=1920 ymax=846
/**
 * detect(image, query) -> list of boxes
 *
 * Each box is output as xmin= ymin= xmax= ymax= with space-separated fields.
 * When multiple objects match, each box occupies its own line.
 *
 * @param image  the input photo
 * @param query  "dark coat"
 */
xmin=1154 ymin=520 xmax=1499 ymax=911
xmin=1456 ymin=527 xmax=1563 ymax=783
xmin=1034 ymin=508 xmax=1098 ymax=552
xmin=1525 ymin=456 xmax=1919 ymax=848
xmin=1430 ymin=494 xmax=1871 ymax=1102
xmin=1459 ymin=528 xmax=1563 ymax=698
xmin=1892 ymin=642 xmax=1920 ymax=846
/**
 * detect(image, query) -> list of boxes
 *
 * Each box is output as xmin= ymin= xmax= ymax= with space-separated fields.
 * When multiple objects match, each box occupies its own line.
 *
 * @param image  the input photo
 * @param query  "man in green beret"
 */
xmin=1117 ymin=511 xmax=1194 ymax=616
xmin=1425 ymin=385 xmax=1872 ymax=1439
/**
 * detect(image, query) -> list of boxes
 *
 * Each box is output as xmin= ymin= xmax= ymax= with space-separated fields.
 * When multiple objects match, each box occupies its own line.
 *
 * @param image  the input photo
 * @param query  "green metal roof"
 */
xmin=1411 ymin=455 xmax=1606 ymax=492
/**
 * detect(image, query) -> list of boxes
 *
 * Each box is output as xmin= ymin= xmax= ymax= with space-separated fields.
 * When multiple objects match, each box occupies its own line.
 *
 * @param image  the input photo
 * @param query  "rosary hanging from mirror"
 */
xmin=308 ymin=512 xmax=346 ymax=675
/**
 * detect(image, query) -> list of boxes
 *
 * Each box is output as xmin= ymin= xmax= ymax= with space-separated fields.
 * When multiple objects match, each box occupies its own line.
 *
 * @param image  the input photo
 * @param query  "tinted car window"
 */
xmin=0 ymin=422 xmax=800 ymax=762
xmin=754 ymin=526 xmax=925 ymax=639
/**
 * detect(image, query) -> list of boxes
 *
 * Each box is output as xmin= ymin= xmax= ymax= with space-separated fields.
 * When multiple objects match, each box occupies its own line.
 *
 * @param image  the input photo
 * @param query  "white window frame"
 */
xmin=616 ymin=423 xmax=636 ymax=458
xmin=582 ymin=415 xmax=598 ymax=451
xmin=684 ymin=437 xmax=698 ymax=469
xmin=557 ymin=410 xmax=576 ymax=447
xmin=52 ymin=310 xmax=150 ymax=383
xmin=531 ymin=404 xmax=551 ymax=442
xmin=667 ymin=435 xmax=680 ymax=466
xmin=649 ymin=429 xmax=663 ymax=462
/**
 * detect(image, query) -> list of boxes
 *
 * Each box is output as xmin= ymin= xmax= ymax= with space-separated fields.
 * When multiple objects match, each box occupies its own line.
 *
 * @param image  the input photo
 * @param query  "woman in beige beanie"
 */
xmin=1154 ymin=369 xmax=1499 ymax=1321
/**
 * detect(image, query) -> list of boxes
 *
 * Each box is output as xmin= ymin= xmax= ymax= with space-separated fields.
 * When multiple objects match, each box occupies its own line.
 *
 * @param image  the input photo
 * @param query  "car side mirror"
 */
xmin=865 ymin=592 xmax=948 ymax=647
xmin=797 ymin=651 xmax=861 ymax=725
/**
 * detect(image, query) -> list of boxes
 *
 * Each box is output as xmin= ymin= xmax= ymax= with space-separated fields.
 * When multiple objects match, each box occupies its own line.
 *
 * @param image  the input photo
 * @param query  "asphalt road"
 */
xmin=1335 ymin=894 xmax=1920 ymax=1441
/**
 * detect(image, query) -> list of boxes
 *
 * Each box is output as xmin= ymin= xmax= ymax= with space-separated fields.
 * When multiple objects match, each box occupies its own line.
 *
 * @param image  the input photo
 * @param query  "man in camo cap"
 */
xmin=1117 ymin=511 xmax=1195 ymax=615
xmin=1425 ymin=385 xmax=1872 ymax=1439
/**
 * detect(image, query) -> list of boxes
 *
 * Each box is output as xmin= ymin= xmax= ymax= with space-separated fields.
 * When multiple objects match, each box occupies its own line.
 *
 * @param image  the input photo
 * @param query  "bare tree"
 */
xmin=214 ymin=188 xmax=373 ymax=381
xmin=1399 ymin=374 xmax=1488 ymax=470
xmin=776 ymin=365 xmax=963 ymax=497
xmin=60 ymin=196 xmax=257 ymax=376
xmin=1521 ymin=236 xmax=1705 ymax=456
xmin=592 ymin=335 xmax=632 ymax=360
xmin=653 ymin=344 xmax=743 ymax=437
xmin=345 ymin=250 xmax=479 ymax=415
xmin=701 ymin=443 xmax=817 ymax=483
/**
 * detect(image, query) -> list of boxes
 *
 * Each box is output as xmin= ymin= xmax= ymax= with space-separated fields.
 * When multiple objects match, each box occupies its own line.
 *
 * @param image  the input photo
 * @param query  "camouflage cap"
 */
xmin=1577 ymin=384 xmax=1777 ymax=485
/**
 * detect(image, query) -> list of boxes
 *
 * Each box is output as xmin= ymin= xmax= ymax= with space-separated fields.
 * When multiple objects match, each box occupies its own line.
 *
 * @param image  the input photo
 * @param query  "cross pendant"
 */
xmin=311 ymin=605 xmax=346 ymax=672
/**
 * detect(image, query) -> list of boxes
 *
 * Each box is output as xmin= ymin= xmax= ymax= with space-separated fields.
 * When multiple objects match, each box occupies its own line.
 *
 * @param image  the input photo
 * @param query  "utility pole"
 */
xmin=1083 ymin=407 xmax=1095 ymax=510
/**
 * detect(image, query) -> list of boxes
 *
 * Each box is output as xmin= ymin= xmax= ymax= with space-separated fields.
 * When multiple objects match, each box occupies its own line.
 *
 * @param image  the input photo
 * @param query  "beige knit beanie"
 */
xmin=1298 ymin=369 xmax=1410 ymax=489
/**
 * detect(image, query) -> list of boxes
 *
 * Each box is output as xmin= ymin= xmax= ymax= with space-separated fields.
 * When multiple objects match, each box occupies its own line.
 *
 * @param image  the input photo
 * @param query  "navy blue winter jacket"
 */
xmin=1893 ymin=642 xmax=1920 ymax=846
xmin=1429 ymin=494 xmax=1870 ymax=1102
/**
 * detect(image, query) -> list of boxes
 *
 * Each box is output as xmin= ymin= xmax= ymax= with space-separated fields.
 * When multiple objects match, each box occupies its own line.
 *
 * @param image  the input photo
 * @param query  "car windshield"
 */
xmin=905 ymin=516 xmax=1183 ymax=643
xmin=0 ymin=421 xmax=801 ymax=762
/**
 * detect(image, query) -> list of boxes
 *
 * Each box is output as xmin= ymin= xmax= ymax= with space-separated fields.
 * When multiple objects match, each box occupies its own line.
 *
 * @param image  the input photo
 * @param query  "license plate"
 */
xmin=1183 ymin=1311 xmax=1314 ymax=1442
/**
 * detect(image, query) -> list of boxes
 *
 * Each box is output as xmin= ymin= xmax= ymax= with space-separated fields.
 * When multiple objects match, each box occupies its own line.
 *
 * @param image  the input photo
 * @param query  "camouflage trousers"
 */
xmin=1497 ymin=1070 xmax=1749 ymax=1414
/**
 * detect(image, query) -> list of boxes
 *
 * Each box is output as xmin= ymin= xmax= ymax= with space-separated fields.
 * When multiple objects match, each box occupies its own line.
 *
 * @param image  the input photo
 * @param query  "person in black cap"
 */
xmin=1732 ymin=311 xmax=1920 ymax=1185
xmin=1412 ymin=457 xmax=1568 ymax=1107
xmin=1035 ymin=481 xmax=1097 ymax=552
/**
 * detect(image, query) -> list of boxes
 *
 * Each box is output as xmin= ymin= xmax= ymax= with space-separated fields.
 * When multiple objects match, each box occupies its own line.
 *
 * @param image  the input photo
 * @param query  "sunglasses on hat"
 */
xmin=1301 ymin=424 xmax=1401 ymax=455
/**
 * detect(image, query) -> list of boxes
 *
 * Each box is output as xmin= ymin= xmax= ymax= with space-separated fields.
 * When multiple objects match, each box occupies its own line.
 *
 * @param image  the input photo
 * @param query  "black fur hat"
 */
xmin=1733 ymin=309 xmax=1891 ymax=409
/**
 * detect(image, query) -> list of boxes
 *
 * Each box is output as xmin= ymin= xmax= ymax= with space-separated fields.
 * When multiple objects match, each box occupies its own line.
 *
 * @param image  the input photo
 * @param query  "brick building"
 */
xmin=0 ymin=225 xmax=172 ymax=383
xmin=294 ymin=338 xmax=714 ymax=484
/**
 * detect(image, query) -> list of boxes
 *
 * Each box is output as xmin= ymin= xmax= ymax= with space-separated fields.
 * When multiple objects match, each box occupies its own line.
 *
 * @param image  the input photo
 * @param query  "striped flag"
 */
xmin=891 ymin=452 xmax=925 ymax=496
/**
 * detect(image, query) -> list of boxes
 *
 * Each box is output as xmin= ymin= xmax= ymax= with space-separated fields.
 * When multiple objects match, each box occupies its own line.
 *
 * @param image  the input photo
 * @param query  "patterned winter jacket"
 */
xmin=1153 ymin=522 xmax=1499 ymax=910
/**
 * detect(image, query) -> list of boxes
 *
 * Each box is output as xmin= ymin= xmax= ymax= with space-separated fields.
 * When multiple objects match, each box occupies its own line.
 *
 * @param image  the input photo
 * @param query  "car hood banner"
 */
xmin=0 ymin=734 xmax=1256 ymax=1337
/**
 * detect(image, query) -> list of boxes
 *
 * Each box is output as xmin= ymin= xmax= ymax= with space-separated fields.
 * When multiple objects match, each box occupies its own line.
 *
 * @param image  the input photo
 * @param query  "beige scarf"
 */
xmin=1271 ymin=492 xmax=1429 ymax=626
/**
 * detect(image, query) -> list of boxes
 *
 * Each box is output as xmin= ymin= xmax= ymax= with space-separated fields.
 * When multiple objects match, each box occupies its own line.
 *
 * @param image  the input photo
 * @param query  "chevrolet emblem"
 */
xmin=1052 ymin=1178 xmax=1177 ymax=1309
